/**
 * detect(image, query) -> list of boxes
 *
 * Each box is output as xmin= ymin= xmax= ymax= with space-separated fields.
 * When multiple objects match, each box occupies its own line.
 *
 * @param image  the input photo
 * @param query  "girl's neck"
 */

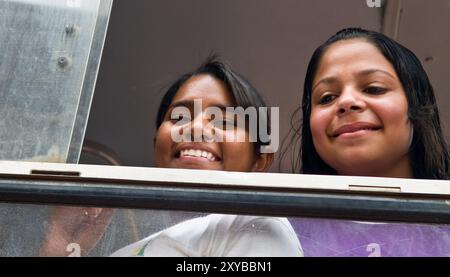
xmin=338 ymin=155 xmax=414 ymax=179
xmin=373 ymin=159 xmax=414 ymax=179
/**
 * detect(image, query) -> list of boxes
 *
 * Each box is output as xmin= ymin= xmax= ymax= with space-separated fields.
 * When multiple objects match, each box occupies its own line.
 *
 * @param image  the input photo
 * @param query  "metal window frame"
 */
xmin=67 ymin=0 xmax=114 ymax=163
xmin=0 ymin=161 xmax=449 ymax=225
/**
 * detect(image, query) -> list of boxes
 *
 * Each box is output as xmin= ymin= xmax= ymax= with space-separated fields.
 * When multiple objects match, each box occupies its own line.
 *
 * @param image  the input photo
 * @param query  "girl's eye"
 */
xmin=170 ymin=114 xmax=191 ymax=123
xmin=318 ymin=94 xmax=337 ymax=105
xmin=364 ymin=86 xmax=387 ymax=95
xmin=213 ymin=118 xmax=235 ymax=129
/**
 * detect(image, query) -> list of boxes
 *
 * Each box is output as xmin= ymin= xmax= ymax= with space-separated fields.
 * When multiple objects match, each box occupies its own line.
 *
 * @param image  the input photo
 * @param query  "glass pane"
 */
xmin=0 ymin=0 xmax=112 ymax=163
xmin=290 ymin=217 xmax=450 ymax=257
xmin=0 ymin=203 xmax=206 ymax=257
xmin=1 ymin=202 xmax=448 ymax=257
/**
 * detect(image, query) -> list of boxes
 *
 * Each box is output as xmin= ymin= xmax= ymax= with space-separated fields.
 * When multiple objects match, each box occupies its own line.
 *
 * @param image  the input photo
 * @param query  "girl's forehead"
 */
xmin=172 ymin=74 xmax=235 ymax=107
xmin=313 ymin=39 xmax=399 ymax=83
xmin=322 ymin=40 xmax=388 ymax=68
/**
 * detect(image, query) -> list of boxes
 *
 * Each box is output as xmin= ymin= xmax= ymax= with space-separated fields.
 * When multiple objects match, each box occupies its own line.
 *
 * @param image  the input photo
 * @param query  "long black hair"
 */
xmin=297 ymin=27 xmax=449 ymax=179
xmin=156 ymin=55 xmax=270 ymax=152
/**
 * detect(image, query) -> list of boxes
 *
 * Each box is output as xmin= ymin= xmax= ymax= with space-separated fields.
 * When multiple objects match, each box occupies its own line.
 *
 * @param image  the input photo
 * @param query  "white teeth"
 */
xmin=179 ymin=149 xmax=217 ymax=161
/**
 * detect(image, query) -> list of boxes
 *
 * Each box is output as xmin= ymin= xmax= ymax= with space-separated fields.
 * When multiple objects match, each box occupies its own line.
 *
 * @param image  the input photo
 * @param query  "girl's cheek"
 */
xmin=155 ymin=124 xmax=176 ymax=151
xmin=310 ymin=109 xmax=330 ymax=138
xmin=222 ymin=128 xmax=245 ymax=142
xmin=158 ymin=123 xmax=174 ymax=140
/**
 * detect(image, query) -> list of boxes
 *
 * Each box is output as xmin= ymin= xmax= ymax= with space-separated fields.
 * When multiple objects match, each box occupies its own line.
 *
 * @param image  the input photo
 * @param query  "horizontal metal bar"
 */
xmin=0 ymin=177 xmax=448 ymax=224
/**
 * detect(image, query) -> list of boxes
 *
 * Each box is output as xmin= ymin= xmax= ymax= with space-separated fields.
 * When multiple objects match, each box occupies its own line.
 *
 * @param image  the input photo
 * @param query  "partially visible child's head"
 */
xmin=154 ymin=56 xmax=273 ymax=172
xmin=300 ymin=27 xmax=449 ymax=179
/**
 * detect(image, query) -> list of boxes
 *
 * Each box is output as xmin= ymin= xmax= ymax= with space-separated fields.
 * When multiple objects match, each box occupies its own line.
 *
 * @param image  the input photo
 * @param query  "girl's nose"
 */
xmin=190 ymin=113 xmax=212 ymax=142
xmin=336 ymin=88 xmax=366 ymax=116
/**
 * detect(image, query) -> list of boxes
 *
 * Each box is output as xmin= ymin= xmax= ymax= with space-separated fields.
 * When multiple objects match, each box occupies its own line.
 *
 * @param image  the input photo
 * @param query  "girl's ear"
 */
xmin=251 ymin=153 xmax=274 ymax=172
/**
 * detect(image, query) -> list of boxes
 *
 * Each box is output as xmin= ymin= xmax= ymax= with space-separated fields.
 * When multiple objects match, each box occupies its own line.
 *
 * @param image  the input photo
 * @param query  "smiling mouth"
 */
xmin=333 ymin=126 xmax=382 ymax=138
xmin=175 ymin=149 xmax=220 ymax=162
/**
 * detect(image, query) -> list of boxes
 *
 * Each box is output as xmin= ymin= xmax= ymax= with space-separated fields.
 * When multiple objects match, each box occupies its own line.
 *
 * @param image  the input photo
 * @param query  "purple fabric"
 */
xmin=289 ymin=218 xmax=450 ymax=257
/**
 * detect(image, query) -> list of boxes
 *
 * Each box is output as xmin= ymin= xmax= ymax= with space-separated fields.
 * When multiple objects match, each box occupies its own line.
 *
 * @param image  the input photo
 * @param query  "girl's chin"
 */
xmin=171 ymin=157 xmax=222 ymax=170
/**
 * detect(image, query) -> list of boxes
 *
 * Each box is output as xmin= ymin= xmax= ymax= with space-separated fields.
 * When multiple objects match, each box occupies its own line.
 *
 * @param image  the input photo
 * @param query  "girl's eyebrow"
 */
xmin=312 ymin=77 xmax=338 ymax=93
xmin=168 ymin=100 xmax=194 ymax=110
xmin=312 ymin=69 xmax=397 ymax=93
xmin=168 ymin=100 xmax=228 ymax=111
xmin=357 ymin=69 xmax=397 ymax=81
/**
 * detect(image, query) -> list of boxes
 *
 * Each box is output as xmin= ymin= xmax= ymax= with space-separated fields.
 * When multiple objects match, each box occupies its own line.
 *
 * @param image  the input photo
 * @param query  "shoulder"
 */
xmin=202 ymin=214 xmax=303 ymax=257
xmin=204 ymin=214 xmax=295 ymax=232
xmin=111 ymin=214 xmax=303 ymax=257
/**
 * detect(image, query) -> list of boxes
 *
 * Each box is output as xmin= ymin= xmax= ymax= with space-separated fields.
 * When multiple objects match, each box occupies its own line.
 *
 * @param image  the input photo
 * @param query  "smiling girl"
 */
xmin=289 ymin=27 xmax=450 ymax=257
xmin=300 ymin=27 xmax=449 ymax=179
xmin=111 ymin=56 xmax=303 ymax=257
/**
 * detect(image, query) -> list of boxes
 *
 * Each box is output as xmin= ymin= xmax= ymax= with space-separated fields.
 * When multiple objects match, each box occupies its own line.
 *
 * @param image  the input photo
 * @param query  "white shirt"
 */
xmin=111 ymin=214 xmax=303 ymax=257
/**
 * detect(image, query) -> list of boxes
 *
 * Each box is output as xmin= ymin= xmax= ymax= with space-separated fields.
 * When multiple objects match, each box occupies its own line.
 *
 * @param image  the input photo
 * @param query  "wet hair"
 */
xmin=156 ymin=55 xmax=270 ymax=153
xmin=297 ymin=27 xmax=449 ymax=179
